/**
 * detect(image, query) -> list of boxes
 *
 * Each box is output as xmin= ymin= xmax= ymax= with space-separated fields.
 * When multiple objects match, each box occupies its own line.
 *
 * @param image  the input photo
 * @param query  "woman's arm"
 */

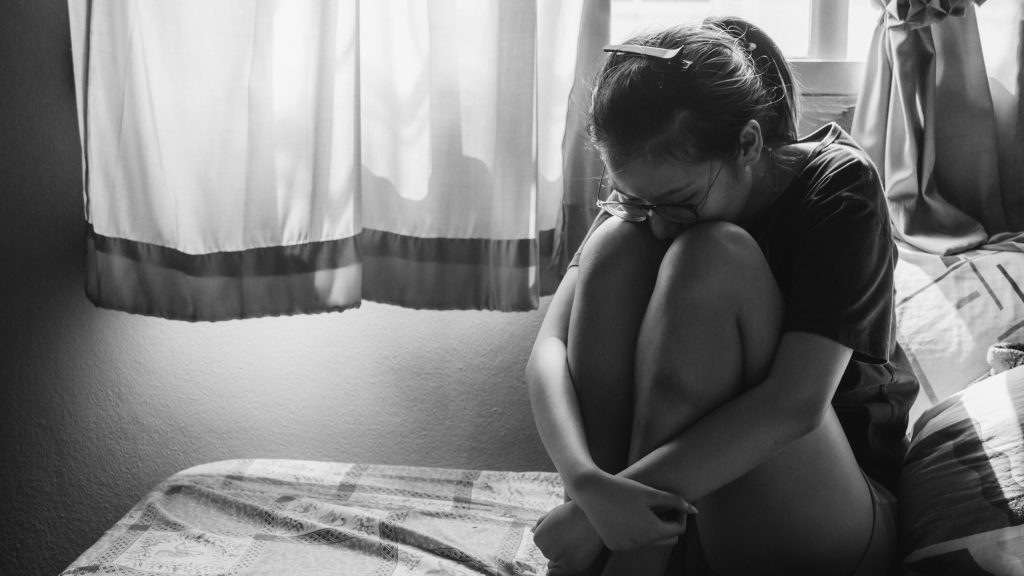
xmin=620 ymin=331 xmax=853 ymax=500
xmin=525 ymin=268 xmax=601 ymax=493
xmin=543 ymin=332 xmax=852 ymax=556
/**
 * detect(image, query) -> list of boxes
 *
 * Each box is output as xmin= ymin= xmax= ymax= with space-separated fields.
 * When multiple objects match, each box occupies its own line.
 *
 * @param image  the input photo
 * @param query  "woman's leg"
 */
xmin=604 ymin=222 xmax=884 ymax=576
xmin=568 ymin=217 xmax=668 ymax=476
xmin=564 ymin=217 xmax=668 ymax=575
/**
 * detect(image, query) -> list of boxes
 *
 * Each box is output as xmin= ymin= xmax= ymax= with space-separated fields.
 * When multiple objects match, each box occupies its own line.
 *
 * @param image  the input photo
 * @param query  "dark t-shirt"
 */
xmin=570 ymin=123 xmax=919 ymax=494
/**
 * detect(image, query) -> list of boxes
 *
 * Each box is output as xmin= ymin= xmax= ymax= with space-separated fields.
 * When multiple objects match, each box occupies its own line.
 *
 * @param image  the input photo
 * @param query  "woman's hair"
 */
xmin=588 ymin=17 xmax=799 ymax=168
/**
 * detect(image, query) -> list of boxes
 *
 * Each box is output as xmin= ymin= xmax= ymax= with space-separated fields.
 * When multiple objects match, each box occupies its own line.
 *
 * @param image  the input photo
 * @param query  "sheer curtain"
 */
xmin=68 ymin=0 xmax=608 ymax=321
xmin=852 ymin=0 xmax=1024 ymax=255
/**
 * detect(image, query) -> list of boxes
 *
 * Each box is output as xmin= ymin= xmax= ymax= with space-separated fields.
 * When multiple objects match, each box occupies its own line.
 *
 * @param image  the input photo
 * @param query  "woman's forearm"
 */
xmin=620 ymin=376 xmax=820 ymax=501
xmin=525 ymin=268 xmax=600 ymax=494
xmin=526 ymin=337 xmax=600 ymax=492
xmin=619 ymin=332 xmax=852 ymax=500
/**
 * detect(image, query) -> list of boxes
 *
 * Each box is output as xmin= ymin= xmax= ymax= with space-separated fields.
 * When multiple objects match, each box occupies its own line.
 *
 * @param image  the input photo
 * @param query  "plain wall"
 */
xmin=0 ymin=2 xmax=554 ymax=575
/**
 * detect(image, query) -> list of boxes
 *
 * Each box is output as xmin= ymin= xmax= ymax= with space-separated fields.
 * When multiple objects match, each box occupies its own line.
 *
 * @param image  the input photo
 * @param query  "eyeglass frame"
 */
xmin=595 ymin=161 xmax=725 ymax=225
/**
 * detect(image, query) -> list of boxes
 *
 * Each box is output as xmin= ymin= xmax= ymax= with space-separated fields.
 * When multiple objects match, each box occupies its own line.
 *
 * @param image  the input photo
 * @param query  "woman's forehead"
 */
xmin=608 ymin=153 xmax=704 ymax=176
xmin=608 ymin=158 xmax=709 ymax=202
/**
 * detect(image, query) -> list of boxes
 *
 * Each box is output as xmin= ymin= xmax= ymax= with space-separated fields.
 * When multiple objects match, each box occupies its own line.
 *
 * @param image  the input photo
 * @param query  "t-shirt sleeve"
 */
xmin=784 ymin=155 xmax=895 ymax=364
xmin=567 ymin=210 xmax=612 ymax=269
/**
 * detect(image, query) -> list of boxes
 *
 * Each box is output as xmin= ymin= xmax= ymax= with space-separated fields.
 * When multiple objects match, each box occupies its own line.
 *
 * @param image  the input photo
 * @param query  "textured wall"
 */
xmin=0 ymin=2 xmax=553 ymax=575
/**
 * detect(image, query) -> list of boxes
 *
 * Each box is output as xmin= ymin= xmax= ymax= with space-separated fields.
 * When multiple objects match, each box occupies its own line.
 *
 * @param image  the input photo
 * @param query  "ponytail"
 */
xmin=703 ymin=16 xmax=799 ymax=144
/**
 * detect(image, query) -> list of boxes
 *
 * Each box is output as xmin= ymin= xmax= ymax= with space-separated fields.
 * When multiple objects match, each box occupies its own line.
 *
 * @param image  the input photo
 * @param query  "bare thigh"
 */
xmin=565 ymin=218 xmax=670 ymax=576
xmin=625 ymin=222 xmax=882 ymax=575
xmin=694 ymin=414 xmax=879 ymax=575
xmin=568 ymin=217 xmax=668 ymax=475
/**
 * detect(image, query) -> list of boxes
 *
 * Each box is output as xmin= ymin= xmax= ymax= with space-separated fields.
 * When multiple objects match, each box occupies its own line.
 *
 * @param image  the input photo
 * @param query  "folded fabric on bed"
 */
xmin=60 ymin=459 xmax=562 ymax=576
xmin=901 ymin=365 xmax=1024 ymax=575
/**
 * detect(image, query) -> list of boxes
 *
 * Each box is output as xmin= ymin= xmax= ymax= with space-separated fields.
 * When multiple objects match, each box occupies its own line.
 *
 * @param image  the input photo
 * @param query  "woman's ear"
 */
xmin=736 ymin=120 xmax=763 ymax=168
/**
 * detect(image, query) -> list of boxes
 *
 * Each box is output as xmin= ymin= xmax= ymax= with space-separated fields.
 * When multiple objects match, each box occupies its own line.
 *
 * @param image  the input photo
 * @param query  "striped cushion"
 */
xmin=901 ymin=366 xmax=1024 ymax=575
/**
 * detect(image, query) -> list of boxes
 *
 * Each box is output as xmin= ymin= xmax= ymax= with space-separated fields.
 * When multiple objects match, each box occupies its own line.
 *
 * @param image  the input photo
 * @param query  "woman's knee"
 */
xmin=657 ymin=221 xmax=768 ymax=289
xmin=577 ymin=218 xmax=667 ymax=280
xmin=633 ymin=222 xmax=783 ymax=411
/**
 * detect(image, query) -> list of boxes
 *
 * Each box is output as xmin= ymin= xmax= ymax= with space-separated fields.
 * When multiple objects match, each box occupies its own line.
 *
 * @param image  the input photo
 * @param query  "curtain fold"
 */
xmin=69 ymin=0 xmax=604 ymax=321
xmin=551 ymin=0 xmax=610 ymax=274
xmin=852 ymin=0 xmax=1024 ymax=255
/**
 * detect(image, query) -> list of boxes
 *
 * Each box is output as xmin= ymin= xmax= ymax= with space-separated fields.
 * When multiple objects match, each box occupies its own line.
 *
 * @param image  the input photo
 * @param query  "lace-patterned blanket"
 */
xmin=60 ymin=459 xmax=562 ymax=576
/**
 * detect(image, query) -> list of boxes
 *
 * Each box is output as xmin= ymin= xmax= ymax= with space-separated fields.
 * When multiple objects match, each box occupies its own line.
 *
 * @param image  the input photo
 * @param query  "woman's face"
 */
xmin=605 ymin=155 xmax=752 ymax=240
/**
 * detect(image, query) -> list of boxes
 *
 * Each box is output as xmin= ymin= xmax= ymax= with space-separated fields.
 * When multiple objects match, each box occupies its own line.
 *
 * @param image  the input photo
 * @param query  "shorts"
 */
xmin=848 ymin=472 xmax=899 ymax=576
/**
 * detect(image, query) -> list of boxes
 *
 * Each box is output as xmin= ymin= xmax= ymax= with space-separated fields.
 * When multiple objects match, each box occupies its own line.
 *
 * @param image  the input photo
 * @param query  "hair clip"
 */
xmin=603 ymin=43 xmax=693 ymax=70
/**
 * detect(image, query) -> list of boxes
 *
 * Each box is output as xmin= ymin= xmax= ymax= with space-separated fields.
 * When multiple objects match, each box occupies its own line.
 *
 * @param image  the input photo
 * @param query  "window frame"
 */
xmin=609 ymin=0 xmax=868 ymax=96
xmin=808 ymin=0 xmax=850 ymax=60
xmin=791 ymin=60 xmax=864 ymax=97
xmin=796 ymin=0 xmax=864 ymax=96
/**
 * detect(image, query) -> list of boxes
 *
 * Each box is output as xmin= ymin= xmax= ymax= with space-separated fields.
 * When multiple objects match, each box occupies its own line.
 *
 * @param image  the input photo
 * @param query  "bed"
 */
xmin=893 ymin=241 xmax=1024 ymax=575
xmin=61 ymin=241 xmax=1024 ymax=576
xmin=59 ymin=460 xmax=561 ymax=576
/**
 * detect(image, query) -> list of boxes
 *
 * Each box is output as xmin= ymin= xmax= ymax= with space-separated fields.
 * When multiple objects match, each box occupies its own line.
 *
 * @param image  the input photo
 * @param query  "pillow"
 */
xmin=895 ymin=243 xmax=1024 ymax=425
xmin=900 ymin=365 xmax=1024 ymax=575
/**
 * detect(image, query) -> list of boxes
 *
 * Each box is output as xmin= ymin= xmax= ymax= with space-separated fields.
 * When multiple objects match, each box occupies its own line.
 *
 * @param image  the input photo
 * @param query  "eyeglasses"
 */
xmin=595 ymin=162 xmax=724 ymax=224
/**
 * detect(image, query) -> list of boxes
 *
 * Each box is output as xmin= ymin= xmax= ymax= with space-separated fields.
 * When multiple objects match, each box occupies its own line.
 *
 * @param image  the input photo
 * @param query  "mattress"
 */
xmin=60 ymin=459 xmax=562 ymax=576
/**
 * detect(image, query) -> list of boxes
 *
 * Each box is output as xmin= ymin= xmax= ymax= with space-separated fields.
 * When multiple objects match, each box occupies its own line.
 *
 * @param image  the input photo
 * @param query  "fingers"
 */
xmin=651 ymin=514 xmax=688 ymax=538
xmin=600 ymin=512 xmax=688 ymax=551
xmin=614 ymin=522 xmax=684 ymax=552
xmin=547 ymin=562 xmax=569 ymax=576
xmin=643 ymin=484 xmax=699 ymax=516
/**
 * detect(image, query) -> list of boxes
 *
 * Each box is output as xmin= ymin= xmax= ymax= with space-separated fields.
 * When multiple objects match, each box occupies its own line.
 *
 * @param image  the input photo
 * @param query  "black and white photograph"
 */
xmin=3 ymin=1 xmax=1024 ymax=574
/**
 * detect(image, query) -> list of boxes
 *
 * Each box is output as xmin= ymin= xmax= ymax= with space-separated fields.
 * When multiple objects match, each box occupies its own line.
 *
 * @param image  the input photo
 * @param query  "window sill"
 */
xmin=791 ymin=60 xmax=866 ymax=96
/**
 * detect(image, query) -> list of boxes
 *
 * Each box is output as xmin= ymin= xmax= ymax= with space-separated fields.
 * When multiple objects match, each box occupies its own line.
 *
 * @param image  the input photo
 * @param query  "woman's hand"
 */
xmin=532 ymin=501 xmax=605 ymax=575
xmin=570 ymin=469 xmax=694 ymax=551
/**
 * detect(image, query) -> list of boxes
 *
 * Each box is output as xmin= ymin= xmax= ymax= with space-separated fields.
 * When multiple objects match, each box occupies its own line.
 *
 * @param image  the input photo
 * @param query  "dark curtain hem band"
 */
xmin=88 ymin=225 xmax=551 ymax=272
xmin=88 ymin=224 xmax=362 ymax=276
xmin=86 ymin=225 xmax=559 ymax=320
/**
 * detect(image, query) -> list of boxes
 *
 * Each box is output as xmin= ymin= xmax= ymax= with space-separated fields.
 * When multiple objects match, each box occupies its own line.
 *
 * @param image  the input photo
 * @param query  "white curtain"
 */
xmin=69 ymin=0 xmax=608 ymax=320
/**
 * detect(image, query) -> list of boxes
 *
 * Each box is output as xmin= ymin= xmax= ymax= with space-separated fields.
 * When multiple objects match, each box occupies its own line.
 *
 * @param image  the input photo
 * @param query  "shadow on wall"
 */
xmin=0 ymin=2 xmax=111 ymax=575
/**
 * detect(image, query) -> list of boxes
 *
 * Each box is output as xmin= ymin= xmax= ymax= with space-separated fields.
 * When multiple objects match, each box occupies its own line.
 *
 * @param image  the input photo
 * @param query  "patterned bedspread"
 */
xmin=894 ymin=243 xmax=1024 ymax=424
xmin=60 ymin=459 xmax=563 ymax=576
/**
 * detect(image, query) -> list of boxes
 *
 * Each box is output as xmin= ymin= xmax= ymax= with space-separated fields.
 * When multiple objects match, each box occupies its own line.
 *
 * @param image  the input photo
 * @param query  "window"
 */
xmin=610 ymin=0 xmax=876 ymax=97
xmin=611 ymin=0 xmax=876 ymax=61
xmin=976 ymin=0 xmax=1024 ymax=95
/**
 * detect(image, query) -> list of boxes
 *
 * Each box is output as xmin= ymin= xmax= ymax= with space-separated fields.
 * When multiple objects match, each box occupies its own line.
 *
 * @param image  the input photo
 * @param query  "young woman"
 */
xmin=525 ymin=17 xmax=918 ymax=576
